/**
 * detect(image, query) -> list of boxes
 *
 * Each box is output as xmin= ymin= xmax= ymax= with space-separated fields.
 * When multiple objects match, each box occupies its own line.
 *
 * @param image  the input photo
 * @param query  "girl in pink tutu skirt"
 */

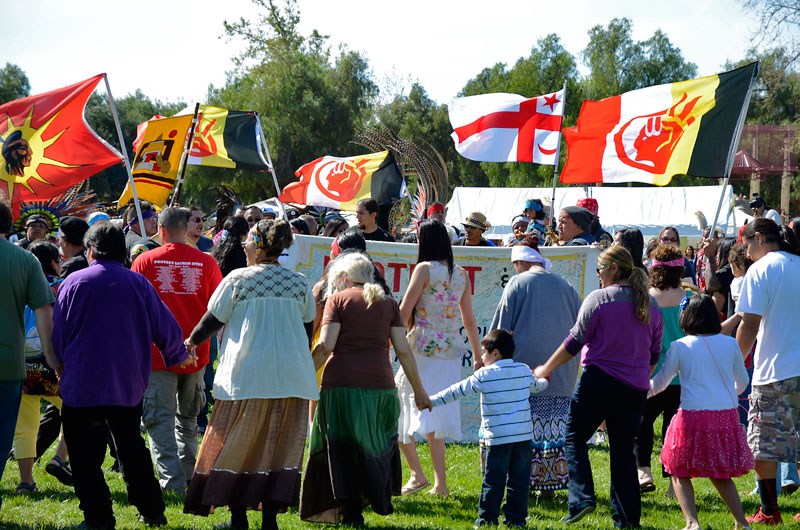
xmin=649 ymin=294 xmax=754 ymax=530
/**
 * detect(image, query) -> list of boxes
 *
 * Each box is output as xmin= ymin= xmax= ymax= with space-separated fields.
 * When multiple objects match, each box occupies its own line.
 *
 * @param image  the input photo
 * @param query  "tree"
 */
xmin=372 ymin=83 xmax=487 ymax=191
xmin=181 ymin=0 xmax=378 ymax=206
xmin=740 ymin=0 xmax=800 ymax=68
xmin=456 ymin=34 xmax=582 ymax=188
xmin=0 ymin=63 xmax=30 ymax=105
xmin=83 ymin=91 xmax=185 ymax=203
xmin=581 ymin=18 xmax=698 ymax=100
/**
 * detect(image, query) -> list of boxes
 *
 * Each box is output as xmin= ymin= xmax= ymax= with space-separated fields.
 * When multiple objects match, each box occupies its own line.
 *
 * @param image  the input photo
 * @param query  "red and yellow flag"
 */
xmin=561 ymin=62 xmax=758 ymax=185
xmin=118 ymin=115 xmax=193 ymax=208
xmin=279 ymin=151 xmax=404 ymax=209
xmin=0 ymin=74 xmax=122 ymax=204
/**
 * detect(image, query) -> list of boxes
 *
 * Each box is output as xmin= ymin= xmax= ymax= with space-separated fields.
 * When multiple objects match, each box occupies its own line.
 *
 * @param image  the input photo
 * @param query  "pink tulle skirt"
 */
xmin=660 ymin=408 xmax=754 ymax=478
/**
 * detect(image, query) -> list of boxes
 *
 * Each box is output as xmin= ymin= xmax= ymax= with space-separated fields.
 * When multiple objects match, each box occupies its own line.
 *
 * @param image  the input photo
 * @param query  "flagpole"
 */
xmin=103 ymin=74 xmax=146 ymax=232
xmin=549 ymin=80 xmax=568 ymax=236
xmin=708 ymin=62 xmax=759 ymax=237
xmin=169 ymin=103 xmax=200 ymax=207
xmin=255 ymin=112 xmax=286 ymax=219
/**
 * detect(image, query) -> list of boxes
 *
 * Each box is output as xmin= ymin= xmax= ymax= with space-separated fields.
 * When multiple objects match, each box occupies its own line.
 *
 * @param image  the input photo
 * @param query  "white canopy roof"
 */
xmin=446 ymin=185 xmax=749 ymax=241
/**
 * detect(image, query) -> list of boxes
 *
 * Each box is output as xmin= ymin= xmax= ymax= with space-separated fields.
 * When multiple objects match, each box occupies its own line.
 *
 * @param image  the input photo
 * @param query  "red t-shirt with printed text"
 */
xmin=132 ymin=242 xmax=223 ymax=373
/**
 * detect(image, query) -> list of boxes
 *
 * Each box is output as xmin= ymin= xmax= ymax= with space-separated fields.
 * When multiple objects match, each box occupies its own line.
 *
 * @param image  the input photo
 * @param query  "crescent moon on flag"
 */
xmin=538 ymin=145 xmax=557 ymax=156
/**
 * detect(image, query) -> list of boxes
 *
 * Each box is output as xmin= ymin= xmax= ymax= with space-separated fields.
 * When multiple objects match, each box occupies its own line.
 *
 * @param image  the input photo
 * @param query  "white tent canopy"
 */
xmin=446 ymin=185 xmax=750 ymax=242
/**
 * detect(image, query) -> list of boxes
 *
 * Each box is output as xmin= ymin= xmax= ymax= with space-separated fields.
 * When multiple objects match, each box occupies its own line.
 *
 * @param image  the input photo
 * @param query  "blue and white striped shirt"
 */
xmin=429 ymin=359 xmax=549 ymax=446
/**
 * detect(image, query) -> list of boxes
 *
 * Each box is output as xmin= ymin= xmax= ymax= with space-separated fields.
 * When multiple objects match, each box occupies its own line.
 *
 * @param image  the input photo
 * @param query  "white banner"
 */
xmin=286 ymin=235 xmax=600 ymax=442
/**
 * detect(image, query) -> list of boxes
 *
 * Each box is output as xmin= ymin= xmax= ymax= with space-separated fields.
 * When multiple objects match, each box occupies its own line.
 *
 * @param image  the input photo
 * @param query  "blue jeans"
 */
xmin=0 ymin=380 xmax=23 ymax=480
xmin=565 ymin=366 xmax=647 ymax=528
xmin=478 ymin=439 xmax=532 ymax=525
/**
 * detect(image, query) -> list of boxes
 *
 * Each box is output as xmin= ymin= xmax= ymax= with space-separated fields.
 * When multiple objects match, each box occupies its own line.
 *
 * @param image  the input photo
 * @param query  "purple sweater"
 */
xmin=53 ymin=260 xmax=188 ymax=407
xmin=563 ymin=285 xmax=663 ymax=391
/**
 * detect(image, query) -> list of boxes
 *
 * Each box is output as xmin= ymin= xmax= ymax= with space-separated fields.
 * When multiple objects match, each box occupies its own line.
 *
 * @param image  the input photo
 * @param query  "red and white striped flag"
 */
xmin=448 ymin=90 xmax=565 ymax=164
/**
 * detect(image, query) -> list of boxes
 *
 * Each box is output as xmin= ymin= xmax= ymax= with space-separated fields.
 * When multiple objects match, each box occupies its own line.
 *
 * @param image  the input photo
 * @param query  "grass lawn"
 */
xmin=1 ymin=437 xmax=797 ymax=530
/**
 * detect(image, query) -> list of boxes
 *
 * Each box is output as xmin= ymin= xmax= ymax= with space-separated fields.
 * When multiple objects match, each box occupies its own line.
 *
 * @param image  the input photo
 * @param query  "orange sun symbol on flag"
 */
xmin=0 ymin=107 xmax=78 ymax=202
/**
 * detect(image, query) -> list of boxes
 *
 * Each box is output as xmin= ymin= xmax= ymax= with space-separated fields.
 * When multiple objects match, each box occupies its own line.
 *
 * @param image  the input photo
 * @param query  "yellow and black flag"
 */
xmin=561 ymin=62 xmax=759 ymax=185
xmin=118 ymin=115 xmax=194 ymax=208
xmin=279 ymin=151 xmax=404 ymax=209
xmin=184 ymin=105 xmax=270 ymax=170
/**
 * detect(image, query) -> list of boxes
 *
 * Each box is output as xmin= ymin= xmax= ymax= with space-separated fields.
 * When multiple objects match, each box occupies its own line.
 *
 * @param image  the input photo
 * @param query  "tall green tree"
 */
xmin=0 ymin=63 xmax=30 ymax=105
xmin=181 ymin=0 xmax=378 ymax=206
xmin=83 ymin=91 xmax=185 ymax=203
xmin=581 ymin=18 xmax=698 ymax=100
xmin=458 ymin=34 xmax=582 ymax=188
xmin=373 ymin=83 xmax=487 ymax=191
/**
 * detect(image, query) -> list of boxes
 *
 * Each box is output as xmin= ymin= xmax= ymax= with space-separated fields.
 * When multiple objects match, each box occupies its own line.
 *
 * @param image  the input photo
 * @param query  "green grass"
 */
xmin=1 ymin=437 xmax=797 ymax=529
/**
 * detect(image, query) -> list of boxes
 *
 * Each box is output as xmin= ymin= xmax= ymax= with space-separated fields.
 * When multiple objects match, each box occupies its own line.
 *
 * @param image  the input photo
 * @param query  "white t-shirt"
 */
xmin=730 ymin=276 xmax=744 ymax=312
xmin=650 ymin=334 xmax=748 ymax=410
xmin=737 ymin=251 xmax=800 ymax=385
xmin=765 ymin=209 xmax=783 ymax=226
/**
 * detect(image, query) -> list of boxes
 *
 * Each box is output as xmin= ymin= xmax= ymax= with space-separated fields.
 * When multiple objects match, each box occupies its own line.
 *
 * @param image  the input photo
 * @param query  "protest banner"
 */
xmin=285 ymin=235 xmax=601 ymax=442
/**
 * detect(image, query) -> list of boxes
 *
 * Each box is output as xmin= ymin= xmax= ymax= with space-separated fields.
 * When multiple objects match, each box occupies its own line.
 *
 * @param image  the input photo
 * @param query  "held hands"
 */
xmin=533 ymin=365 xmax=550 ymax=380
xmin=179 ymin=338 xmax=198 ymax=368
xmin=177 ymin=351 xmax=198 ymax=369
xmin=415 ymin=393 xmax=433 ymax=412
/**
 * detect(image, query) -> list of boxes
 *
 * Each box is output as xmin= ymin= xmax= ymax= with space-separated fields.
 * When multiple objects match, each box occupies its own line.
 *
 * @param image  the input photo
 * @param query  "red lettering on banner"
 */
xmin=323 ymin=255 xmax=331 ymax=269
xmin=462 ymin=266 xmax=482 ymax=295
xmin=386 ymin=262 xmax=406 ymax=292
xmin=374 ymin=261 xmax=385 ymax=277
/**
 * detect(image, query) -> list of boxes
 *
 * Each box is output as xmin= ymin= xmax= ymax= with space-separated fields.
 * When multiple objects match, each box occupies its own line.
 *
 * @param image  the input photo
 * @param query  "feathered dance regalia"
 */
xmin=12 ymin=181 xmax=99 ymax=236
xmin=212 ymin=185 xmax=244 ymax=235
xmin=353 ymin=127 xmax=449 ymax=230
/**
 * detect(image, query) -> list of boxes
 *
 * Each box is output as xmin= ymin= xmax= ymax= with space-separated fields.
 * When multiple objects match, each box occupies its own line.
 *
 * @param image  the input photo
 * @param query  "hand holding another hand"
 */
xmin=415 ymin=393 xmax=433 ymax=412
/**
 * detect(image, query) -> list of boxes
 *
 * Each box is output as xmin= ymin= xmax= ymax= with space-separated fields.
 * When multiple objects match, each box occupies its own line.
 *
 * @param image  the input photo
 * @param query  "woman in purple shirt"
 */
xmin=536 ymin=246 xmax=663 ymax=528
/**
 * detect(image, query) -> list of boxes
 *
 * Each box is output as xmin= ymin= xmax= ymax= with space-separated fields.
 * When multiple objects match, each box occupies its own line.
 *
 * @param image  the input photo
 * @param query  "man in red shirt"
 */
xmin=131 ymin=207 xmax=223 ymax=493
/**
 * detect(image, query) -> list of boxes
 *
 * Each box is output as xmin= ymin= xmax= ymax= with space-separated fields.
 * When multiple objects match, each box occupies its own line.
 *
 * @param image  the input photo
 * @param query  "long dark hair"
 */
xmin=614 ymin=227 xmax=645 ymax=270
xmin=211 ymin=216 xmax=249 ymax=271
xmin=715 ymin=237 xmax=737 ymax=268
xmin=417 ymin=220 xmax=454 ymax=275
xmin=742 ymin=218 xmax=800 ymax=256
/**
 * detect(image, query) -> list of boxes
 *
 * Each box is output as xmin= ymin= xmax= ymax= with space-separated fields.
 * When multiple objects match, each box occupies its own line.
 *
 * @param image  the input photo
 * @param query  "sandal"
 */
xmin=16 ymin=482 xmax=37 ymax=495
xmin=46 ymin=455 xmax=73 ymax=486
xmin=401 ymin=479 xmax=430 ymax=495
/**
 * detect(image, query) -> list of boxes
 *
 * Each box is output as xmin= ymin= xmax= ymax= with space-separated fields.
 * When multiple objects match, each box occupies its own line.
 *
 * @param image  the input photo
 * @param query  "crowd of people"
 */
xmin=1 ymin=191 xmax=799 ymax=530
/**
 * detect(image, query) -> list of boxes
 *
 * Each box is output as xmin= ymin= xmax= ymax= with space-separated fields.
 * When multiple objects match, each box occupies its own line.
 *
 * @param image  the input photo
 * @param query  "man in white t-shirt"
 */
xmin=750 ymin=197 xmax=783 ymax=226
xmin=736 ymin=219 xmax=800 ymax=525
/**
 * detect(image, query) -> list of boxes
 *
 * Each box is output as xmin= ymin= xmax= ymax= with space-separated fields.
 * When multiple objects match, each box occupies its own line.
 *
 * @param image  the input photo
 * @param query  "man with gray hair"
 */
xmin=489 ymin=243 xmax=582 ymax=493
xmin=131 ymin=207 xmax=223 ymax=493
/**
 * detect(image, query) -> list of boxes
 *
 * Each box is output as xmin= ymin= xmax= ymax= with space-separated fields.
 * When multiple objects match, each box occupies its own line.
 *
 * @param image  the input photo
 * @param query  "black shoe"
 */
xmin=473 ymin=518 xmax=498 ymax=528
xmin=502 ymin=520 xmax=526 ymax=528
xmin=140 ymin=514 xmax=167 ymax=527
xmin=45 ymin=455 xmax=73 ymax=486
xmin=560 ymin=504 xmax=595 ymax=524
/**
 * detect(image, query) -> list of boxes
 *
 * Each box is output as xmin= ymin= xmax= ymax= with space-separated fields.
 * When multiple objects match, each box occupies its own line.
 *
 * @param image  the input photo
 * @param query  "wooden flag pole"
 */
xmin=169 ymin=103 xmax=200 ymax=207
xmin=103 ymin=74 xmax=147 ymax=233
xmin=549 ymin=80 xmax=568 ymax=235
xmin=708 ymin=62 xmax=759 ymax=237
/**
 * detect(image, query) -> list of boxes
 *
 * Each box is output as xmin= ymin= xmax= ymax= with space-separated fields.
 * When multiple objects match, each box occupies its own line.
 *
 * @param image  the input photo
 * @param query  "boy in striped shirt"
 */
xmin=430 ymin=329 xmax=549 ymax=528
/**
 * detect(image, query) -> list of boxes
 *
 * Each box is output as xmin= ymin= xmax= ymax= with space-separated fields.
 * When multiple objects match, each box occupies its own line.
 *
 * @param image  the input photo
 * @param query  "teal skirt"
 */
xmin=299 ymin=387 xmax=401 ymax=523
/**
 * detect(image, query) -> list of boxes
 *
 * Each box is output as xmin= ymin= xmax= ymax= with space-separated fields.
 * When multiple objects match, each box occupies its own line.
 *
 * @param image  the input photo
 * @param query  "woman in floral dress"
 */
xmin=396 ymin=220 xmax=482 ymax=497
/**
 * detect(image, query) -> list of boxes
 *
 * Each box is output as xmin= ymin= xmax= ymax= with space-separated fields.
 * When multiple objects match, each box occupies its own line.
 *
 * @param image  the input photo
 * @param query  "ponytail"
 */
xmin=628 ymin=267 xmax=651 ymax=324
xmin=779 ymin=225 xmax=800 ymax=256
xmin=599 ymin=245 xmax=651 ymax=324
xmin=362 ymin=282 xmax=384 ymax=308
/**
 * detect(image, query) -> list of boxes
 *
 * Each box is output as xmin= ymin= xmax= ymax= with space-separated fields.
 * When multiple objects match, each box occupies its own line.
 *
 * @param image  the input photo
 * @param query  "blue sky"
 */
xmin=6 ymin=0 xmax=758 ymax=106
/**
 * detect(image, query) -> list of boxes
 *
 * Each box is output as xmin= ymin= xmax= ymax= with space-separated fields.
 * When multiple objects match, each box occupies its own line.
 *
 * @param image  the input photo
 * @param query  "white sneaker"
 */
xmin=595 ymin=430 xmax=607 ymax=444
